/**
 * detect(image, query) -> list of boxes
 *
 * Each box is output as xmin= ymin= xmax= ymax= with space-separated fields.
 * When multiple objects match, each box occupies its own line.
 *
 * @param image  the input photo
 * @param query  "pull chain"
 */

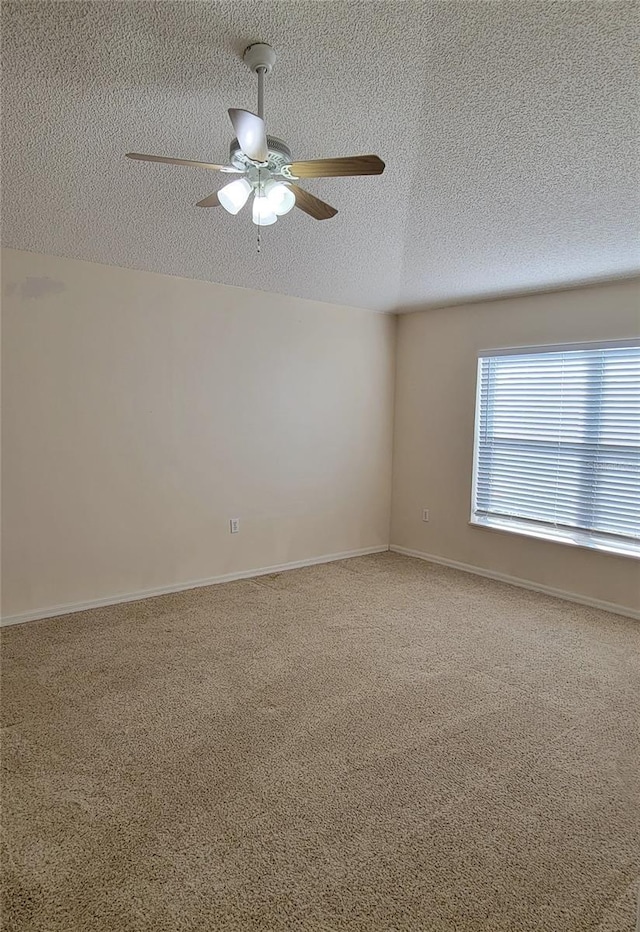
xmin=257 ymin=71 xmax=263 ymax=254
xmin=257 ymin=166 xmax=261 ymax=254
xmin=256 ymin=65 xmax=267 ymax=253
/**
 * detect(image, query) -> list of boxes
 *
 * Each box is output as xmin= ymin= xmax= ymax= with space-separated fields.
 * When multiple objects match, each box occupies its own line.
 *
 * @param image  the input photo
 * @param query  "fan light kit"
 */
xmin=126 ymin=43 xmax=385 ymax=228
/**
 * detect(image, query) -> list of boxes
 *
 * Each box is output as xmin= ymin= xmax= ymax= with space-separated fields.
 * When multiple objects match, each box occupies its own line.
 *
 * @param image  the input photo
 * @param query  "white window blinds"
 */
xmin=472 ymin=342 xmax=640 ymax=557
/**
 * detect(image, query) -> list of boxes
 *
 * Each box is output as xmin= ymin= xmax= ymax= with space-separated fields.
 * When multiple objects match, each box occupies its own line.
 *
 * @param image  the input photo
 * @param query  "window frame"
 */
xmin=470 ymin=338 xmax=640 ymax=560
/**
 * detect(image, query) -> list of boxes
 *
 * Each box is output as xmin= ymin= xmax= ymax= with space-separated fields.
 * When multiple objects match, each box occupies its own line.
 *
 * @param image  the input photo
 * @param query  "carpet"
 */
xmin=1 ymin=552 xmax=639 ymax=931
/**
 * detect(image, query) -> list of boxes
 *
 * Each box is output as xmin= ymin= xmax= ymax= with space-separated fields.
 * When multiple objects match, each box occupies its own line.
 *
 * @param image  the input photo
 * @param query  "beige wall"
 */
xmin=3 ymin=250 xmax=638 ymax=621
xmin=1 ymin=249 xmax=396 ymax=619
xmin=391 ymin=280 xmax=640 ymax=612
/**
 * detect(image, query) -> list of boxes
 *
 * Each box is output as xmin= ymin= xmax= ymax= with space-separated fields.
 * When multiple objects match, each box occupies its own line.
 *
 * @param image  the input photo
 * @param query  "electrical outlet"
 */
xmin=422 ymin=509 xmax=429 ymax=522
xmin=230 ymin=518 xmax=240 ymax=534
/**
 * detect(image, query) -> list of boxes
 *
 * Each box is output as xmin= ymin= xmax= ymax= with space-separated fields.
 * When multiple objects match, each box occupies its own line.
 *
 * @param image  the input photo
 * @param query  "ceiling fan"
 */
xmin=126 ymin=43 xmax=385 ymax=226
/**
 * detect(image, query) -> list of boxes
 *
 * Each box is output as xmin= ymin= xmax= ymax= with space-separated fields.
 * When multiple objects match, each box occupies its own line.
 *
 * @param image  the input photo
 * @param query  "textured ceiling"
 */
xmin=2 ymin=1 xmax=639 ymax=311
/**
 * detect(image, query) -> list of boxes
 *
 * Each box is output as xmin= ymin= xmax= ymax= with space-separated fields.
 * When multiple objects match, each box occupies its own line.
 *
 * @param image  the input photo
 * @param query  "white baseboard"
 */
xmin=6 ymin=544 xmax=636 ymax=626
xmin=0 ymin=545 xmax=389 ymax=627
xmin=389 ymin=545 xmax=640 ymax=621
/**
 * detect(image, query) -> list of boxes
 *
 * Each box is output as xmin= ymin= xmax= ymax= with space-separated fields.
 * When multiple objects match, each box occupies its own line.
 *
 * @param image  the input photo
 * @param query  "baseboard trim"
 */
xmin=389 ymin=545 xmax=639 ymax=620
xmin=1 ymin=546 xmax=389 ymax=627
xmin=6 ymin=544 xmax=635 ymax=626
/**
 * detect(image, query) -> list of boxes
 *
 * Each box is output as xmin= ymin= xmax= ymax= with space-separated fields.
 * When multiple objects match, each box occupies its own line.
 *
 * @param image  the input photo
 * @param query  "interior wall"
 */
xmin=1 ymin=248 xmax=396 ymax=619
xmin=391 ymin=279 xmax=640 ymax=613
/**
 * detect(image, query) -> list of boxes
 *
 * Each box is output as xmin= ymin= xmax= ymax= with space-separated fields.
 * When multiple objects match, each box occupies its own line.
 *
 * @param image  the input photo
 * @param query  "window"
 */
xmin=471 ymin=341 xmax=640 ymax=558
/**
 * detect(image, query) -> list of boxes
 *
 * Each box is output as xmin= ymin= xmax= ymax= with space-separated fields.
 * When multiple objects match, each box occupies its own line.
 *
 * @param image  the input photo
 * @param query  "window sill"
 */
xmin=469 ymin=516 xmax=640 ymax=560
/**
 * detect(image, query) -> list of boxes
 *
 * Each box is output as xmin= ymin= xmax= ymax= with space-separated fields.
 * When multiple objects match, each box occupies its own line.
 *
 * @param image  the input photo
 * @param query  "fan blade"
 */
xmin=289 ymin=184 xmax=337 ymax=221
xmin=195 ymin=192 xmax=222 ymax=208
xmin=126 ymin=153 xmax=239 ymax=172
xmin=228 ymin=109 xmax=268 ymax=162
xmin=285 ymin=155 xmax=385 ymax=178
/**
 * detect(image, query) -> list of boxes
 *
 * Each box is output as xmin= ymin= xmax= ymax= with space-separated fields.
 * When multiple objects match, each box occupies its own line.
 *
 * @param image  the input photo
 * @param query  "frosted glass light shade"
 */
xmin=252 ymin=195 xmax=277 ymax=226
xmin=264 ymin=180 xmax=296 ymax=216
xmin=218 ymin=178 xmax=252 ymax=215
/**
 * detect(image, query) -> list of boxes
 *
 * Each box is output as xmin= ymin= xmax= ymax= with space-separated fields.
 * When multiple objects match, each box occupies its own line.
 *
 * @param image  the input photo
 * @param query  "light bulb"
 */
xmin=217 ymin=177 xmax=252 ymax=215
xmin=264 ymin=180 xmax=296 ymax=216
xmin=252 ymin=194 xmax=277 ymax=226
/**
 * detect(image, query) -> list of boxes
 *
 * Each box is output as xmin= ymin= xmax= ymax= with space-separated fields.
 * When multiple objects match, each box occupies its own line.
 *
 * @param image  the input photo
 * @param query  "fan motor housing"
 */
xmin=229 ymin=135 xmax=292 ymax=172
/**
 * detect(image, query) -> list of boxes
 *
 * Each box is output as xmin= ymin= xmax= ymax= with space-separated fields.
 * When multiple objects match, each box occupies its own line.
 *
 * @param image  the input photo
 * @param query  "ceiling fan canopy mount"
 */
xmin=242 ymin=42 xmax=277 ymax=76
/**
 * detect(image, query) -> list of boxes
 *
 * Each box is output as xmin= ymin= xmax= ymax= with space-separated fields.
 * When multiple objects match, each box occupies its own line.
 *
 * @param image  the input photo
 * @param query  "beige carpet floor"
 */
xmin=1 ymin=552 xmax=639 ymax=932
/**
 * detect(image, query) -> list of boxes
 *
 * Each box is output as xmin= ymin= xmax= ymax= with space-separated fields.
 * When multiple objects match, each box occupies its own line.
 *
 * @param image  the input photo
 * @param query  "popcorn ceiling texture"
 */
xmin=2 ymin=1 xmax=638 ymax=312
